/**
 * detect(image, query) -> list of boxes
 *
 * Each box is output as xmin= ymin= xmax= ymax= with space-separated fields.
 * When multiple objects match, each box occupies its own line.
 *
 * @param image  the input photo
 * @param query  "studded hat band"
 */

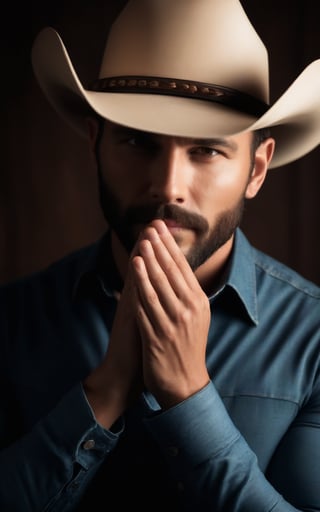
xmin=89 ymin=75 xmax=269 ymax=117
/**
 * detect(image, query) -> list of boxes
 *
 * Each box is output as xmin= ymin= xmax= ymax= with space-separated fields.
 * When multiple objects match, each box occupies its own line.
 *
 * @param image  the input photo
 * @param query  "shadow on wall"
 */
xmin=1 ymin=0 xmax=320 ymax=285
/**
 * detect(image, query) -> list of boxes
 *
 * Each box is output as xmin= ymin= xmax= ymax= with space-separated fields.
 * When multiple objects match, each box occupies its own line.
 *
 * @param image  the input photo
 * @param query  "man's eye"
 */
xmin=192 ymin=147 xmax=219 ymax=156
xmin=123 ymin=132 xmax=155 ymax=149
xmin=126 ymin=136 xmax=140 ymax=146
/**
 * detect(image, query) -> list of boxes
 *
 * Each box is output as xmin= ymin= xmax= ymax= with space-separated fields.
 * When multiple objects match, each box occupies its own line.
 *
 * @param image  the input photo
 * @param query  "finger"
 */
xmin=139 ymin=223 xmax=201 ymax=300
xmin=132 ymin=241 xmax=178 ymax=321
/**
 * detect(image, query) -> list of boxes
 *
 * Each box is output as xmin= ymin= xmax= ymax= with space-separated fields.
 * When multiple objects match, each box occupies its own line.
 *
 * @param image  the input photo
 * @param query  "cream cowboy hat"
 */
xmin=31 ymin=0 xmax=320 ymax=169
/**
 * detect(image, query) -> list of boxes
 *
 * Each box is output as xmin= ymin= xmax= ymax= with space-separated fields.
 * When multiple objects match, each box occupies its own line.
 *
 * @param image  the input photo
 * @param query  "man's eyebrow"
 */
xmin=112 ymin=125 xmax=139 ymax=136
xmin=110 ymin=124 xmax=239 ymax=151
xmin=191 ymin=137 xmax=238 ymax=151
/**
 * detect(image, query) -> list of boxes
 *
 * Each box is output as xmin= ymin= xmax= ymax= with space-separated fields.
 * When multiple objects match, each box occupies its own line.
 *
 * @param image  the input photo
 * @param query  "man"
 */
xmin=0 ymin=0 xmax=319 ymax=510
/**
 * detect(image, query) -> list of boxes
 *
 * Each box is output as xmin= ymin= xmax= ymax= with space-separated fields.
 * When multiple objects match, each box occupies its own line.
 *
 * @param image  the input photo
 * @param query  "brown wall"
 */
xmin=2 ymin=0 xmax=320 ymax=285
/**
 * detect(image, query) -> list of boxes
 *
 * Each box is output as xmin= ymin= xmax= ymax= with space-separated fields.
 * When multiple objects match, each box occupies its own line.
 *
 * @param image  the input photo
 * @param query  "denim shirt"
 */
xmin=0 ymin=228 xmax=319 ymax=511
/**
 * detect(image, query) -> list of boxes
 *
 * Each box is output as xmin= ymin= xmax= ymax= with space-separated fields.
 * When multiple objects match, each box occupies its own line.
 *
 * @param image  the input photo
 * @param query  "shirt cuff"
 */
xmin=143 ymin=381 xmax=240 ymax=469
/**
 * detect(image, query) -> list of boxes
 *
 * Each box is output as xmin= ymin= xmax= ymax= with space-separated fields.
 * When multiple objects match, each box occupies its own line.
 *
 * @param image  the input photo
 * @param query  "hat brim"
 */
xmin=32 ymin=27 xmax=320 ymax=169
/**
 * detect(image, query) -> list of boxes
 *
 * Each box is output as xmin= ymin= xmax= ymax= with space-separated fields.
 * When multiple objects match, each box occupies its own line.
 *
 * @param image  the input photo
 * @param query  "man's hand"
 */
xmin=83 ymin=247 xmax=143 ymax=429
xmin=131 ymin=219 xmax=211 ymax=409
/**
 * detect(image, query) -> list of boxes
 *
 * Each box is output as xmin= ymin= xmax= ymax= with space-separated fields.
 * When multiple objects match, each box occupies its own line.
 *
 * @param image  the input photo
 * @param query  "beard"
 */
xmin=97 ymin=169 xmax=245 ymax=272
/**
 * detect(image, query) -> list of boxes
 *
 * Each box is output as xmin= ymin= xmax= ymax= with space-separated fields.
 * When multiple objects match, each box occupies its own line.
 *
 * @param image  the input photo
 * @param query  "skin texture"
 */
xmin=83 ymin=119 xmax=275 ymax=428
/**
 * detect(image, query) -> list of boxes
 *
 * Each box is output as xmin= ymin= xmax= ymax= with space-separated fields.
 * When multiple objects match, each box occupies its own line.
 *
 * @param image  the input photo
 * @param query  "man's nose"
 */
xmin=148 ymin=147 xmax=188 ymax=204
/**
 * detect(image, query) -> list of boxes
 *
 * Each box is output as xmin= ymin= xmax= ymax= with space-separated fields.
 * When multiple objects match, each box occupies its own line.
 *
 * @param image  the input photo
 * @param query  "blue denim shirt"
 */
xmin=0 ymin=228 xmax=319 ymax=511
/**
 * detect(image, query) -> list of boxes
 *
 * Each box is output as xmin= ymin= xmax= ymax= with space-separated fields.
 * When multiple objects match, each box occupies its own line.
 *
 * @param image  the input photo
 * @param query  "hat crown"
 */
xmin=100 ymin=0 xmax=270 ymax=103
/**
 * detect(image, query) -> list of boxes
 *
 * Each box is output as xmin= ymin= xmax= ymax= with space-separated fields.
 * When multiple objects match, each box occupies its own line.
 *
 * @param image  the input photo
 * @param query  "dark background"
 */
xmin=2 ymin=1 xmax=320 ymax=285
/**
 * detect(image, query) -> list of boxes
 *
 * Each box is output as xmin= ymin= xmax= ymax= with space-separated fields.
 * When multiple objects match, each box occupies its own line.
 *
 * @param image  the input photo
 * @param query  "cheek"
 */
xmin=100 ymin=143 xmax=150 ymax=196
xmin=99 ymin=152 xmax=135 ymax=201
xmin=194 ymin=168 xmax=248 ymax=211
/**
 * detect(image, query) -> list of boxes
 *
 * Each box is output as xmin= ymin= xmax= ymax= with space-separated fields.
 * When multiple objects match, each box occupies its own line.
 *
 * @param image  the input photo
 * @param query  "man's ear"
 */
xmin=245 ymin=137 xmax=275 ymax=199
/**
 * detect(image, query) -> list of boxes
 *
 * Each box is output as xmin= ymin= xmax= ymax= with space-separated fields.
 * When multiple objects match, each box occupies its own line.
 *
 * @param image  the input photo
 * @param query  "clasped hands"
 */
xmin=84 ymin=219 xmax=211 ymax=429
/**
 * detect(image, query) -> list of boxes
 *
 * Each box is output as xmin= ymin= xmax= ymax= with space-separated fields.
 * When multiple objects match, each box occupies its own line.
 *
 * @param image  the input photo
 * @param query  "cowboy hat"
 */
xmin=31 ymin=0 xmax=320 ymax=169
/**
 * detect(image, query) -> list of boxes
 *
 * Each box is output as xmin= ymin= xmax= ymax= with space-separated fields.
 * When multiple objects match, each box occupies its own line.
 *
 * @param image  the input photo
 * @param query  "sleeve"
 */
xmin=266 ymin=377 xmax=320 ymax=508
xmin=0 ymin=384 xmax=122 ymax=512
xmin=143 ymin=381 xmax=315 ymax=511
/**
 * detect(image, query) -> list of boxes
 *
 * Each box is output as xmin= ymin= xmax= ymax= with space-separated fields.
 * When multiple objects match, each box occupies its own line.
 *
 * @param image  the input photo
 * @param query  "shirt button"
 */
xmin=168 ymin=446 xmax=179 ymax=457
xmin=83 ymin=439 xmax=95 ymax=450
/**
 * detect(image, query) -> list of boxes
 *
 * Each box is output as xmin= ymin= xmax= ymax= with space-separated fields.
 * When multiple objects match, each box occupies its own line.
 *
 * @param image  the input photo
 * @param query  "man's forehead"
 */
xmin=104 ymin=119 xmax=252 ymax=148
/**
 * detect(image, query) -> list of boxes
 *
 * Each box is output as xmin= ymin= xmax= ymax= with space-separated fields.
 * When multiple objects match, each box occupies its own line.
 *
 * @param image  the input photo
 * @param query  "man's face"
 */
xmin=93 ymin=120 xmax=268 ymax=271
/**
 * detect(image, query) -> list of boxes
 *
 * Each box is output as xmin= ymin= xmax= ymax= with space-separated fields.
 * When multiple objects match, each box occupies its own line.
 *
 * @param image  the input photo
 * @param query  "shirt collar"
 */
xmin=73 ymin=228 xmax=258 ymax=324
xmin=220 ymin=228 xmax=258 ymax=325
xmin=72 ymin=231 xmax=123 ymax=300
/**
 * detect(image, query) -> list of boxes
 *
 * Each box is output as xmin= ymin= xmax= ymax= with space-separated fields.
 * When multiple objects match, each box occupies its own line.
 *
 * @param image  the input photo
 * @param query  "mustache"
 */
xmin=125 ymin=203 xmax=209 ymax=233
